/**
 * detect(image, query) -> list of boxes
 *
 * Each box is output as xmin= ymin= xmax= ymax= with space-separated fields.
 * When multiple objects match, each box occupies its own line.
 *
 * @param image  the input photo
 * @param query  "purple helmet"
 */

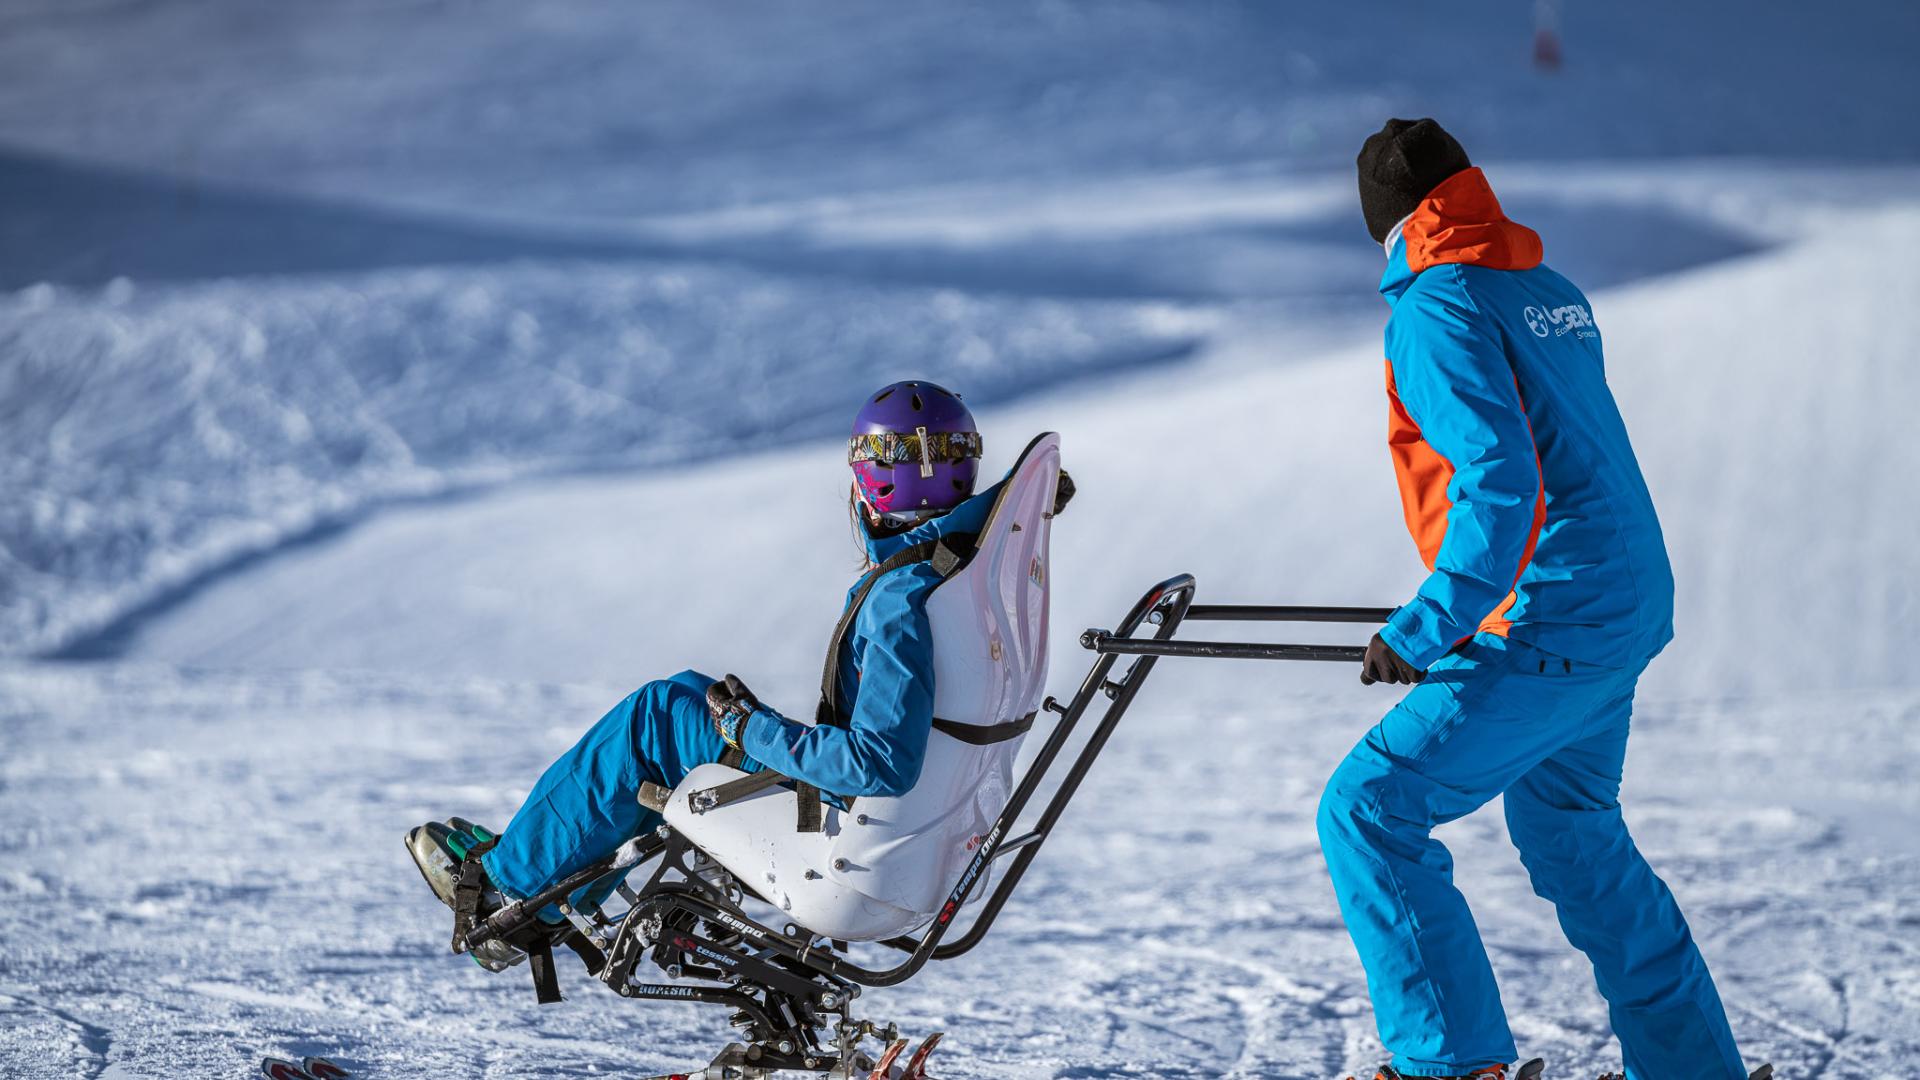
xmin=848 ymin=380 xmax=982 ymax=523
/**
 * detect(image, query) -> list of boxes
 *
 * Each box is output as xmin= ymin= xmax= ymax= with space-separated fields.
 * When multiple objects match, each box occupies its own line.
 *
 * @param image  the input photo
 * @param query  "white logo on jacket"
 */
xmin=1523 ymin=303 xmax=1596 ymax=339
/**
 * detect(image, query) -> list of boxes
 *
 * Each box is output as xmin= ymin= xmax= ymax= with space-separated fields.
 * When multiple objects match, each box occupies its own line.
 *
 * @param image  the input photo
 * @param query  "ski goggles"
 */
xmin=847 ymin=429 xmax=984 ymax=474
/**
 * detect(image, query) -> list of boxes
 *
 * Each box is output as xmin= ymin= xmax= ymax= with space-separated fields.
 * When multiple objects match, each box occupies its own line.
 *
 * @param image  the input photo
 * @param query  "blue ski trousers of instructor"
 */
xmin=1319 ymin=119 xmax=1747 ymax=1079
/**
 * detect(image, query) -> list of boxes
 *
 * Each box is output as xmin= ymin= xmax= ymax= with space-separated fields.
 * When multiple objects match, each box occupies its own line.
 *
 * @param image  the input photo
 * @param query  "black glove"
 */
xmin=1052 ymin=469 xmax=1076 ymax=516
xmin=1360 ymin=633 xmax=1426 ymax=686
xmin=706 ymin=674 xmax=761 ymax=750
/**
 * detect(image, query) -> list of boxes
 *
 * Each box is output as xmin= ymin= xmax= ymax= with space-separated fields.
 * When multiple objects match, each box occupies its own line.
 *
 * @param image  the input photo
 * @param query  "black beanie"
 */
xmin=1356 ymin=118 xmax=1472 ymax=244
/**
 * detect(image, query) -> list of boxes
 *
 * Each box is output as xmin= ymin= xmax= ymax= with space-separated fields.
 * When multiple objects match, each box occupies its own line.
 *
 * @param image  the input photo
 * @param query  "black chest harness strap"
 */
xmin=932 ymin=711 xmax=1035 ymax=744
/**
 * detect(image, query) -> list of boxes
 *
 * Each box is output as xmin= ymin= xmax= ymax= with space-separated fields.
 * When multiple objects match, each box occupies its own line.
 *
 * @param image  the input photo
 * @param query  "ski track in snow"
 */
xmin=1 ymin=665 xmax=1915 ymax=1078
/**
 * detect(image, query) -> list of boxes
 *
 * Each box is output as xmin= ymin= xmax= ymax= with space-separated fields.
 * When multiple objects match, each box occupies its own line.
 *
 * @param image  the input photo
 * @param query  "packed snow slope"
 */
xmin=4 ymin=2 xmax=1920 ymax=1078
xmin=4 ymin=663 xmax=1916 ymax=1080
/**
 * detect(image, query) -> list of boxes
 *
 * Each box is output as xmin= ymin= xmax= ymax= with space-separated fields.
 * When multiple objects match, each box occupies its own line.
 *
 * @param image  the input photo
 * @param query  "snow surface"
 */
xmin=3 ymin=2 xmax=1919 ymax=1077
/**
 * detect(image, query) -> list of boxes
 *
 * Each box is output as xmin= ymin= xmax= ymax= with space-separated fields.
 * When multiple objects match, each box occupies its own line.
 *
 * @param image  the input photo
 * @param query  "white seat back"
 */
xmin=824 ymin=433 xmax=1057 ymax=913
xmin=665 ymin=434 xmax=1061 ymax=940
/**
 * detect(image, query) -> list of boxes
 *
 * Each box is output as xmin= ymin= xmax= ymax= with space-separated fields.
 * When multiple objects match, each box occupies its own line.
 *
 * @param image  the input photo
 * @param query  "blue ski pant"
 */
xmin=481 ymin=670 xmax=760 ymax=913
xmin=1316 ymin=634 xmax=1744 ymax=1079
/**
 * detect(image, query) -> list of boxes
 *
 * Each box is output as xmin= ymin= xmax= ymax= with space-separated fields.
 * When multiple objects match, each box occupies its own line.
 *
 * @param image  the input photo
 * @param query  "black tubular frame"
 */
xmin=1081 ymin=598 xmax=1391 ymax=665
xmin=770 ymin=574 xmax=1389 ymax=984
xmin=879 ymin=574 xmax=1200 ymax=964
xmin=460 ymin=574 xmax=1205 ymax=993
xmin=463 ymin=574 xmax=1386 ymax=1002
xmin=837 ymin=571 xmax=1204 ymax=984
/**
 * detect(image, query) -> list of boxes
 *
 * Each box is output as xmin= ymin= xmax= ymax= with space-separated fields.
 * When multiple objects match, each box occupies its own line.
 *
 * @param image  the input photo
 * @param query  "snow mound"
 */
xmin=2 ymin=261 xmax=1202 ymax=658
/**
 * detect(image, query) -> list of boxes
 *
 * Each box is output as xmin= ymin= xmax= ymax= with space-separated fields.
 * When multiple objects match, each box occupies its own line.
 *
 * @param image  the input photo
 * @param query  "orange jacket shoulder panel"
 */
xmin=1402 ymin=167 xmax=1544 ymax=276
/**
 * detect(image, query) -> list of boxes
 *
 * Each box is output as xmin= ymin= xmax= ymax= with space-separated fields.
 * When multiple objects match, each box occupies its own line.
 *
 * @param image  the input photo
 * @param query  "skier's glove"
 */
xmin=1052 ymin=469 xmax=1076 ymax=516
xmin=706 ymin=674 xmax=761 ymax=751
xmin=1360 ymin=633 xmax=1426 ymax=686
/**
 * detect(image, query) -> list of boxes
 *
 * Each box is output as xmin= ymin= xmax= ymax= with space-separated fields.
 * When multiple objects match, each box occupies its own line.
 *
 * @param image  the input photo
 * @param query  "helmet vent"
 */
xmin=910 ymin=392 xmax=924 ymax=411
xmin=876 ymin=484 xmax=894 ymax=497
xmin=952 ymin=479 xmax=966 ymax=491
xmin=873 ymin=387 xmax=895 ymax=403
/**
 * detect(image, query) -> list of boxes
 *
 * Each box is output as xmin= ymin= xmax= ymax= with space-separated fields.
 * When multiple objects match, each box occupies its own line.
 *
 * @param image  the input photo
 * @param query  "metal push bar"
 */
xmin=1081 ymin=598 xmax=1390 ymax=665
xmin=852 ymin=577 xmax=1388 ymax=980
xmin=1186 ymin=604 xmax=1395 ymax=624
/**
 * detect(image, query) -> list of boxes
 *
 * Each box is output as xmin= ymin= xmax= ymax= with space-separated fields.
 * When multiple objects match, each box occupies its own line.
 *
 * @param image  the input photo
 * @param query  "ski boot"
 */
xmin=1354 ymin=1060 xmax=1544 ymax=1080
xmin=405 ymin=817 xmax=524 ymax=971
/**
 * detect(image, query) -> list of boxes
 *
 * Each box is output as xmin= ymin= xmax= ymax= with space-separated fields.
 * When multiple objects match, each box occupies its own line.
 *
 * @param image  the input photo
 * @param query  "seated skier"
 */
xmin=407 ymin=379 xmax=1071 ymax=970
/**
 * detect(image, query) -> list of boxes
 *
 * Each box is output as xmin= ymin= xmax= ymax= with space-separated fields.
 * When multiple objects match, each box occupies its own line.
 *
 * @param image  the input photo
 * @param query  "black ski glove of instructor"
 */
xmin=706 ymin=674 xmax=761 ymax=751
xmin=1360 ymin=633 xmax=1426 ymax=686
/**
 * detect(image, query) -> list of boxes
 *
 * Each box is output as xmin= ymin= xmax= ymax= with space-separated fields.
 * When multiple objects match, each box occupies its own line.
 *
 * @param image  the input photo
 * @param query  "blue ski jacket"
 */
xmin=738 ymin=484 xmax=998 ymax=797
xmin=1377 ymin=167 xmax=1674 ymax=671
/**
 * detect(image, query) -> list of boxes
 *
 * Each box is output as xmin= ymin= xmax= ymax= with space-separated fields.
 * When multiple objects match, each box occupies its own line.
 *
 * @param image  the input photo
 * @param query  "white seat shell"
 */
xmin=665 ymin=434 xmax=1061 ymax=941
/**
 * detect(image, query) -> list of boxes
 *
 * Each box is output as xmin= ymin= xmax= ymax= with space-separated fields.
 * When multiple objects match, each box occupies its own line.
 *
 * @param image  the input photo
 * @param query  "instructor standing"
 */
xmin=1317 ymin=118 xmax=1750 ymax=1080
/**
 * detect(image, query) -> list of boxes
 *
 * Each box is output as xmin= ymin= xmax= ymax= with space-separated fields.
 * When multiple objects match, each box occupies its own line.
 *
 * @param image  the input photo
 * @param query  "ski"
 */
xmin=259 ymin=1057 xmax=350 ymax=1080
xmin=867 ymin=1037 xmax=910 ymax=1080
xmin=897 ymin=1032 xmax=943 ymax=1080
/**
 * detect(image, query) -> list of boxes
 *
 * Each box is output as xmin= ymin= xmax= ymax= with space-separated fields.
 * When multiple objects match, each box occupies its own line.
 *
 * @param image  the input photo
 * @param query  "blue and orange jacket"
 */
xmin=1377 ymin=167 xmax=1674 ymax=671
